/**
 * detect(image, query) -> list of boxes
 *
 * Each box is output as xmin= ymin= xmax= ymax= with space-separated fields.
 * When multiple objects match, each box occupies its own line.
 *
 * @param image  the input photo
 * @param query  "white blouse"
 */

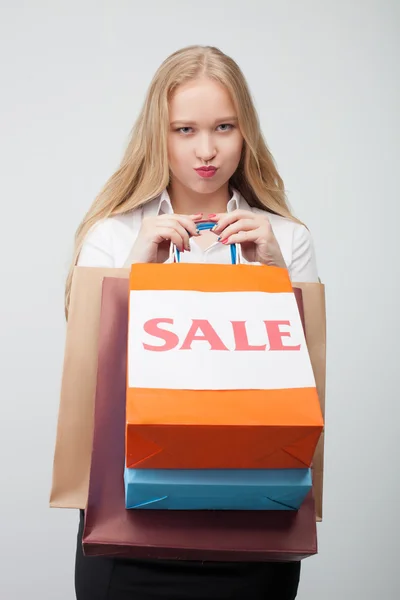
xmin=78 ymin=188 xmax=319 ymax=282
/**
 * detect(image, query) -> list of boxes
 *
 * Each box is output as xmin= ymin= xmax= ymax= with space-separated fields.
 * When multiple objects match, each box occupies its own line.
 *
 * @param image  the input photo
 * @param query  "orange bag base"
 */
xmin=126 ymin=423 xmax=323 ymax=470
xmin=126 ymin=386 xmax=323 ymax=470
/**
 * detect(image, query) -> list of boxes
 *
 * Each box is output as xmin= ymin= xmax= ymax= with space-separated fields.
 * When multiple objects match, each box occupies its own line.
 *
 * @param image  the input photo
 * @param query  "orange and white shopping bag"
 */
xmin=126 ymin=261 xmax=323 ymax=470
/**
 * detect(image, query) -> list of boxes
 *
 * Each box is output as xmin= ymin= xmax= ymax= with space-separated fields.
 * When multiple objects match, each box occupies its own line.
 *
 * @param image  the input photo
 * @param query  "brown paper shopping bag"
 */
xmin=50 ymin=267 xmax=326 ymax=519
xmin=83 ymin=276 xmax=318 ymax=561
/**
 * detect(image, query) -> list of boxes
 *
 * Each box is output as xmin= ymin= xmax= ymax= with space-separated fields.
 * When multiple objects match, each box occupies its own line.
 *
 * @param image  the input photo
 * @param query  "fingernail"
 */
xmin=208 ymin=213 xmax=217 ymax=218
xmin=212 ymin=225 xmax=218 ymax=232
xmin=221 ymin=238 xmax=229 ymax=244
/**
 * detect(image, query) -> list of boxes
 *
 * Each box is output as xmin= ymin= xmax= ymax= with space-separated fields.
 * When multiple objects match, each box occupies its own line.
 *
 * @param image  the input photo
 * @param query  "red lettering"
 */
xmin=143 ymin=319 xmax=301 ymax=352
xmin=180 ymin=319 xmax=229 ymax=351
xmin=143 ymin=318 xmax=179 ymax=351
xmin=264 ymin=320 xmax=301 ymax=351
xmin=231 ymin=321 xmax=266 ymax=351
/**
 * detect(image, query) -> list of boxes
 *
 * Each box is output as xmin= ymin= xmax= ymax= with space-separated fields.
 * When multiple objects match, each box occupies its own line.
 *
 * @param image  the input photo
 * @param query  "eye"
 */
xmin=217 ymin=124 xmax=234 ymax=132
xmin=176 ymin=127 xmax=193 ymax=134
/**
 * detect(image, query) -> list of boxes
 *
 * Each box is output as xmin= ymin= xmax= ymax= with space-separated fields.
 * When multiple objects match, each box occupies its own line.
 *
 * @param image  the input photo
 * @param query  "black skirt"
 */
xmin=75 ymin=511 xmax=301 ymax=600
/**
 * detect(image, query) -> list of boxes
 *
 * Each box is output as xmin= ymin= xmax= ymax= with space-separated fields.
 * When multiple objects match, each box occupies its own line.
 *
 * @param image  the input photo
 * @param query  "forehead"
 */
xmin=169 ymin=78 xmax=236 ymax=121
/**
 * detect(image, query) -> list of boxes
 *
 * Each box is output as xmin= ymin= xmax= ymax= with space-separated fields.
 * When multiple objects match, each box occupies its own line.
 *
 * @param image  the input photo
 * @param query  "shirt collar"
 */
xmin=143 ymin=187 xmax=248 ymax=218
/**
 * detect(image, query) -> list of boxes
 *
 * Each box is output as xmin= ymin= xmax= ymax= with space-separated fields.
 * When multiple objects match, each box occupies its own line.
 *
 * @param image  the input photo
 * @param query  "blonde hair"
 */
xmin=65 ymin=45 xmax=299 ymax=318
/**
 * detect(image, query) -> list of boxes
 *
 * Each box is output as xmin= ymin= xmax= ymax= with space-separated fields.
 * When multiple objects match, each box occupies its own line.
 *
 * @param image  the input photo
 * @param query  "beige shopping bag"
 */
xmin=295 ymin=283 xmax=327 ymax=522
xmin=49 ymin=267 xmax=129 ymax=509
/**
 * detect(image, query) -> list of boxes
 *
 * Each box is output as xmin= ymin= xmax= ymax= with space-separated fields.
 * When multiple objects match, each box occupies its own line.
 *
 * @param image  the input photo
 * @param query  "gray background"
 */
xmin=0 ymin=0 xmax=399 ymax=598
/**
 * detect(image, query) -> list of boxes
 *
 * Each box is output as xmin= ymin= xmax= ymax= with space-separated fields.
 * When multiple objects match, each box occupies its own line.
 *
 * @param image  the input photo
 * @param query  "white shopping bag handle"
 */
xmin=172 ymin=221 xmax=241 ymax=264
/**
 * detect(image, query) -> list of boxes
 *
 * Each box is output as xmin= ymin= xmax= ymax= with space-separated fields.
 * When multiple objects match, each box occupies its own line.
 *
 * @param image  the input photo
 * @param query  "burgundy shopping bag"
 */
xmin=82 ymin=277 xmax=317 ymax=562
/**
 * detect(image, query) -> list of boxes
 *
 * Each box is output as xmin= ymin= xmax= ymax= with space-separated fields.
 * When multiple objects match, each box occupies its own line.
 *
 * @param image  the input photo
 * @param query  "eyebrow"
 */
xmin=170 ymin=116 xmax=238 ymax=126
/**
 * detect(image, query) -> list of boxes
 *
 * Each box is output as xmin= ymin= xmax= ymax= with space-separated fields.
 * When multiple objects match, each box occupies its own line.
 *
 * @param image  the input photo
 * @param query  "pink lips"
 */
xmin=195 ymin=166 xmax=218 ymax=178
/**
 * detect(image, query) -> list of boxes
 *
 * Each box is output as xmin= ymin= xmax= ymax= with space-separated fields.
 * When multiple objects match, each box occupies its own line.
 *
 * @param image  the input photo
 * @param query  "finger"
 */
xmin=222 ymin=230 xmax=258 ymax=245
xmin=217 ymin=219 xmax=256 ymax=241
xmin=169 ymin=221 xmax=192 ymax=250
xmin=212 ymin=210 xmax=256 ymax=234
xmin=206 ymin=213 xmax=223 ymax=222
xmin=156 ymin=226 xmax=186 ymax=252
xmin=157 ymin=219 xmax=191 ymax=244
xmin=189 ymin=213 xmax=204 ymax=221
xmin=160 ymin=214 xmax=200 ymax=238
xmin=174 ymin=215 xmax=202 ymax=238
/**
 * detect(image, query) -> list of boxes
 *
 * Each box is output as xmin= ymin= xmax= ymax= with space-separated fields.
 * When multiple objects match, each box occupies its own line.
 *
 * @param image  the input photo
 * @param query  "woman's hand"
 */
xmin=209 ymin=210 xmax=286 ymax=267
xmin=127 ymin=213 xmax=202 ymax=264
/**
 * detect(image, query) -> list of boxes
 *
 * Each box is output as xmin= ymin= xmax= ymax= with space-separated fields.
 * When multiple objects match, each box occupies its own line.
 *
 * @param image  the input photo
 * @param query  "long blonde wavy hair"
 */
xmin=65 ymin=45 xmax=299 ymax=318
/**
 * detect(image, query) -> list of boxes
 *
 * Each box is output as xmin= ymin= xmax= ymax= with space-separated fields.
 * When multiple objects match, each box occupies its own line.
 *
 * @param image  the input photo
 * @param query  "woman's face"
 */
xmin=167 ymin=77 xmax=244 ymax=195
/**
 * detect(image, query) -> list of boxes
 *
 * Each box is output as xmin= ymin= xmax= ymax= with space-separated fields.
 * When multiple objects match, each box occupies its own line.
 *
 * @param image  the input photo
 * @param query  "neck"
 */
xmin=167 ymin=180 xmax=231 ymax=215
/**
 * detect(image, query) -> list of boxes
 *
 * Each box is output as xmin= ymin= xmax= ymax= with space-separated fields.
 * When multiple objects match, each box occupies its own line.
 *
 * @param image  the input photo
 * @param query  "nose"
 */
xmin=195 ymin=133 xmax=216 ymax=163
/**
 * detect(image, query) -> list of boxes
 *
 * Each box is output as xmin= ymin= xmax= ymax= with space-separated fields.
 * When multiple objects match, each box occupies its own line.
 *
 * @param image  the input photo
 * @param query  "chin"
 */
xmin=189 ymin=179 xmax=226 ymax=195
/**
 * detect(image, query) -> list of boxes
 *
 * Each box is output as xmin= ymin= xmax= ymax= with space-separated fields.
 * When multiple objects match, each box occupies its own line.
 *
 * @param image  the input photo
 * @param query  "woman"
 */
xmin=70 ymin=44 xmax=318 ymax=600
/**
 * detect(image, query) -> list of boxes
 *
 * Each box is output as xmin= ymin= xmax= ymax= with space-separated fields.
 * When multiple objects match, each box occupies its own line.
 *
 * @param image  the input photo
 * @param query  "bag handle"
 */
xmin=172 ymin=221 xmax=240 ymax=264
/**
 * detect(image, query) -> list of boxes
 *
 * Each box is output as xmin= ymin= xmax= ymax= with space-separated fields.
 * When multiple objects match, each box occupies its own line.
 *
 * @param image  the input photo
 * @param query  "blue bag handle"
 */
xmin=174 ymin=221 xmax=238 ymax=264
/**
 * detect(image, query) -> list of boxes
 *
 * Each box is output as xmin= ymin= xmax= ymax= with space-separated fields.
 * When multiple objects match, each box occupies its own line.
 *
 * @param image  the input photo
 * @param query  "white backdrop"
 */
xmin=0 ymin=1 xmax=399 ymax=598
